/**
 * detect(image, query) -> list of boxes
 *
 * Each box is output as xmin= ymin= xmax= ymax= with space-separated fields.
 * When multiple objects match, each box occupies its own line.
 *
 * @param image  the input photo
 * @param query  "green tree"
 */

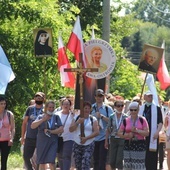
xmin=0 ymin=0 xmax=76 ymax=141
xmin=132 ymin=0 xmax=170 ymax=27
xmin=0 ymin=0 xmax=145 ymax=143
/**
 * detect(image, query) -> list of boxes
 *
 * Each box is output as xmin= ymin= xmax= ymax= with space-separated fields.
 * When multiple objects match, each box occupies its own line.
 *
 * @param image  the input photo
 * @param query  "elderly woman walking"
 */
xmin=118 ymin=102 xmax=149 ymax=170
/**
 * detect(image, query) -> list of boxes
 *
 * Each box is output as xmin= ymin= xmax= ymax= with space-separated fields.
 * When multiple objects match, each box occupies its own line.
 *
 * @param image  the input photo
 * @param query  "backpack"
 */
xmin=75 ymin=115 xmax=94 ymax=126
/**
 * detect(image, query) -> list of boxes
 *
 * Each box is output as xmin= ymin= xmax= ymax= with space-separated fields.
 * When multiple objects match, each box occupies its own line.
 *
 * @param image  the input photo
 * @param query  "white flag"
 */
xmin=146 ymin=73 xmax=159 ymax=106
xmin=0 ymin=46 xmax=15 ymax=94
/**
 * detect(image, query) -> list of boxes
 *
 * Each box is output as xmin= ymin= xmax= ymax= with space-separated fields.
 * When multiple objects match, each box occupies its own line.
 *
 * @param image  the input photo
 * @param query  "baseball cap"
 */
xmin=35 ymin=92 xmax=45 ymax=99
xmin=59 ymin=96 xmax=65 ymax=101
xmin=144 ymin=91 xmax=153 ymax=96
xmin=95 ymin=89 xmax=104 ymax=96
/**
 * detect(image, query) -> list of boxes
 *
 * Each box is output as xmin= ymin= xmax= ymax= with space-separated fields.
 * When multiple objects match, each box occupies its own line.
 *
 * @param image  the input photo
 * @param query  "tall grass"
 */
xmin=7 ymin=143 xmax=23 ymax=169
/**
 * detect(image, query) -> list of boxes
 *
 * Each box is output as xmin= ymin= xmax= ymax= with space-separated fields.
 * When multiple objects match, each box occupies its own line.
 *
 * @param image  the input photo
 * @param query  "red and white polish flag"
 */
xmin=67 ymin=16 xmax=87 ymax=67
xmin=157 ymin=41 xmax=170 ymax=90
xmin=58 ymin=35 xmax=75 ymax=89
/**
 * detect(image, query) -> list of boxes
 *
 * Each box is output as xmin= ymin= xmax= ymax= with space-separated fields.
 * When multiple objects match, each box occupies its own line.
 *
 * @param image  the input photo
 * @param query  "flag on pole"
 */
xmin=146 ymin=73 xmax=159 ymax=106
xmin=58 ymin=36 xmax=75 ymax=89
xmin=157 ymin=41 xmax=170 ymax=90
xmin=0 ymin=46 xmax=15 ymax=94
xmin=91 ymin=26 xmax=95 ymax=40
xmin=67 ymin=16 xmax=87 ymax=67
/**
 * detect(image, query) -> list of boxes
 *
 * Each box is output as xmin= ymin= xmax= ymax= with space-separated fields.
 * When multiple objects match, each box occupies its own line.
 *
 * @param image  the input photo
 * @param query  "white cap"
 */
xmin=128 ymin=101 xmax=139 ymax=109
xmin=144 ymin=91 xmax=153 ymax=96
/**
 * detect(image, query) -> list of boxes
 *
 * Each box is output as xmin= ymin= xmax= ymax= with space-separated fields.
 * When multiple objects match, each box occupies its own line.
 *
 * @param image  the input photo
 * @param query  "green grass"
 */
xmin=7 ymin=144 xmax=23 ymax=169
xmin=8 ymin=151 xmax=23 ymax=169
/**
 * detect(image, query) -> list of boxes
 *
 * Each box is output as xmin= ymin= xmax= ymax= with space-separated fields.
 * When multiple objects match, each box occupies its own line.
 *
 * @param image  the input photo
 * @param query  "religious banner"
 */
xmin=85 ymin=39 xmax=116 ymax=79
xmin=33 ymin=28 xmax=53 ymax=57
xmin=138 ymin=44 xmax=164 ymax=74
xmin=83 ymin=39 xmax=116 ymax=103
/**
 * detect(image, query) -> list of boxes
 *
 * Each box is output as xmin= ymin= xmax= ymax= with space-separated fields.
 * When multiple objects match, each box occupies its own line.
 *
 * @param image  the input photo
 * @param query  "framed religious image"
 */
xmin=33 ymin=28 xmax=53 ymax=57
xmin=138 ymin=44 xmax=164 ymax=74
xmin=84 ymin=39 xmax=116 ymax=79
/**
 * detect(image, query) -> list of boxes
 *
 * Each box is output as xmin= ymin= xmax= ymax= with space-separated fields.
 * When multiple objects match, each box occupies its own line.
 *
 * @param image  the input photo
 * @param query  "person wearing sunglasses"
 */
xmin=105 ymin=100 xmax=127 ymax=170
xmin=118 ymin=102 xmax=149 ymax=170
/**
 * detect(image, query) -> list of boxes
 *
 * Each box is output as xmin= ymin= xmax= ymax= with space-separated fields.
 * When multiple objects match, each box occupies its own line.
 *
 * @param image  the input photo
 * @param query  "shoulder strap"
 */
xmin=89 ymin=115 xmax=93 ymax=126
xmin=76 ymin=115 xmax=93 ymax=126
xmin=105 ymin=105 xmax=108 ymax=117
xmin=139 ymin=116 xmax=143 ymax=125
xmin=92 ymin=105 xmax=97 ymax=111
xmin=123 ymin=118 xmax=127 ymax=135
xmin=123 ymin=118 xmax=126 ymax=127
xmin=7 ymin=111 xmax=11 ymax=124
xmin=55 ymin=115 xmax=59 ymax=122
xmin=75 ymin=115 xmax=80 ymax=122
xmin=110 ymin=114 xmax=113 ymax=127
xmin=123 ymin=117 xmax=143 ymax=126
xmin=63 ymin=114 xmax=69 ymax=127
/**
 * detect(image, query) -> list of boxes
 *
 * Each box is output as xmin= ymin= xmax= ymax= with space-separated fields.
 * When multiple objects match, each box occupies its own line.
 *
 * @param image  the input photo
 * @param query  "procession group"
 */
xmin=0 ymin=88 xmax=170 ymax=170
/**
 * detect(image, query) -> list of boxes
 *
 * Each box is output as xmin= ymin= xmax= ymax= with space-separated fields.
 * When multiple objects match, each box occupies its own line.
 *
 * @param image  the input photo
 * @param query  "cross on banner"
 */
xmin=64 ymin=53 xmax=98 ymax=137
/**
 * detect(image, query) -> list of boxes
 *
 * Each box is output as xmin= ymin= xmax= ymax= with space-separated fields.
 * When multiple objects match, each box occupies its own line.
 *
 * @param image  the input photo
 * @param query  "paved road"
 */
xmin=14 ymin=157 xmax=169 ymax=170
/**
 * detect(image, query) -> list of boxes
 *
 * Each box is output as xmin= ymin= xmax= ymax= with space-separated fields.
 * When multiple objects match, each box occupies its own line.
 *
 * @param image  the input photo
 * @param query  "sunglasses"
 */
xmin=130 ymin=109 xmax=137 ymax=112
xmin=116 ymin=105 xmax=124 ymax=108
xmin=96 ymin=95 xmax=103 ymax=98
xmin=133 ymin=100 xmax=140 ymax=103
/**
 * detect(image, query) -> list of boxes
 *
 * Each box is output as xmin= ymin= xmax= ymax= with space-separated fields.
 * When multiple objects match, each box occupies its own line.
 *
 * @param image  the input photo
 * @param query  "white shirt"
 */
xmin=56 ymin=111 xmax=74 ymax=141
xmin=73 ymin=115 xmax=97 ymax=145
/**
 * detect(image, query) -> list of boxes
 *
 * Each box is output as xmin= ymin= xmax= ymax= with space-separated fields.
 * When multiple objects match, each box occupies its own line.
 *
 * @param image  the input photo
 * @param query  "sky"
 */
xmin=111 ymin=0 xmax=136 ymax=16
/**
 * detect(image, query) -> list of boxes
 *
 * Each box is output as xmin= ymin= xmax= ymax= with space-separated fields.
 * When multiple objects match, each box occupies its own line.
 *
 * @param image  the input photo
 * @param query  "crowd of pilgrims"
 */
xmin=19 ymin=89 xmax=170 ymax=170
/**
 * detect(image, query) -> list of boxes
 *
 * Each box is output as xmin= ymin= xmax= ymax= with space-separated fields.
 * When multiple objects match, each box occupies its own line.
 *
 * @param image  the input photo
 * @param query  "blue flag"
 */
xmin=0 ymin=46 xmax=15 ymax=94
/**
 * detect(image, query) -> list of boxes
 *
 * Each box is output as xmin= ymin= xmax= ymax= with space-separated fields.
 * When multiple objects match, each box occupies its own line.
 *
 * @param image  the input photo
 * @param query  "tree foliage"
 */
xmin=132 ymin=0 xmax=170 ymax=27
xmin=0 ymin=0 xmax=144 ymax=142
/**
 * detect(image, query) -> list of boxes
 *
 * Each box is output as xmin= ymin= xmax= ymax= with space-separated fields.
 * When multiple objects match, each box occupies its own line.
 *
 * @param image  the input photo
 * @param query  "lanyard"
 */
xmin=47 ymin=115 xmax=54 ymax=129
xmin=130 ymin=116 xmax=139 ymax=127
xmin=115 ymin=114 xmax=123 ymax=130
xmin=33 ymin=107 xmax=42 ymax=116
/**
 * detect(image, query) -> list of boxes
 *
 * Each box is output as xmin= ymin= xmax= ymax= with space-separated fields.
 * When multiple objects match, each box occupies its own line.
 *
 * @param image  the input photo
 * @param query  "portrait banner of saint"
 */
xmin=84 ymin=39 xmax=116 ymax=79
xmin=82 ymin=39 xmax=116 ymax=103
xmin=33 ymin=28 xmax=53 ymax=57
xmin=138 ymin=44 xmax=164 ymax=74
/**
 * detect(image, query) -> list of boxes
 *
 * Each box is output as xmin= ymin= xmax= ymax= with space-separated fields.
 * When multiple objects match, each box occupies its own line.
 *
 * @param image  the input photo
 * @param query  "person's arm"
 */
xmin=134 ymin=127 xmax=149 ymax=137
xmin=154 ymin=123 xmax=163 ymax=140
xmin=69 ymin=117 xmax=84 ymax=132
xmin=21 ymin=116 xmax=28 ymax=145
xmin=117 ymin=129 xmax=133 ymax=139
xmin=117 ymin=120 xmax=133 ymax=139
xmin=9 ymin=112 xmax=15 ymax=146
xmin=100 ymin=115 xmax=109 ymax=122
xmin=31 ymin=114 xmax=49 ymax=129
xmin=104 ymin=129 xmax=110 ymax=149
xmin=45 ymin=126 xmax=64 ymax=135
xmin=131 ymin=118 xmax=149 ymax=137
xmin=80 ymin=120 xmax=99 ymax=144
xmin=164 ymin=116 xmax=169 ymax=128
xmin=104 ymin=116 xmax=112 ymax=149
xmin=101 ymin=106 xmax=114 ymax=123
